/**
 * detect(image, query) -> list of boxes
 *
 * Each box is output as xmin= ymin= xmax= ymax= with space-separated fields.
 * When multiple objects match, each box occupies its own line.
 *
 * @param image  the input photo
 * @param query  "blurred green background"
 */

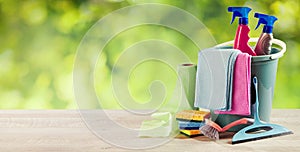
xmin=0 ymin=0 xmax=299 ymax=109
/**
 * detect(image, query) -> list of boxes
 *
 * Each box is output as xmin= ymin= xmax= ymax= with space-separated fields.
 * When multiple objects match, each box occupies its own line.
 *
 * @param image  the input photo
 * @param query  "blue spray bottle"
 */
xmin=228 ymin=7 xmax=257 ymax=56
xmin=254 ymin=13 xmax=278 ymax=55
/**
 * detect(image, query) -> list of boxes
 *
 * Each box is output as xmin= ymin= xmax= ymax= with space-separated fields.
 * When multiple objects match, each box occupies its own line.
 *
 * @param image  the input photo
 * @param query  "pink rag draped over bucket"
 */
xmin=215 ymin=53 xmax=251 ymax=115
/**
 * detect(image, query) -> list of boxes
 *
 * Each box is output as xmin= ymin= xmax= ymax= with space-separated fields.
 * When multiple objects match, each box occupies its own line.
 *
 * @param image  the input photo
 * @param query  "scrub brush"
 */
xmin=200 ymin=118 xmax=254 ymax=140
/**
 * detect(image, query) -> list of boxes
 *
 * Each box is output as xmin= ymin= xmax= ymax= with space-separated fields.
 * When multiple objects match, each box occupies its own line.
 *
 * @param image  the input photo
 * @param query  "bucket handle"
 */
xmin=215 ymin=38 xmax=286 ymax=60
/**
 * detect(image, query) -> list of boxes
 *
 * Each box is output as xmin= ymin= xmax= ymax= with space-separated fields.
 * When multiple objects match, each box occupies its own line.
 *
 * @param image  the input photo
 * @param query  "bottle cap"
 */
xmin=228 ymin=7 xmax=252 ymax=25
xmin=254 ymin=13 xmax=278 ymax=33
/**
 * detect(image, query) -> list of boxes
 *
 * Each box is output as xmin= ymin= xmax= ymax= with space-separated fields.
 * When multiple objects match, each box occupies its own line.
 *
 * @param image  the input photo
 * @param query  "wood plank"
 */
xmin=0 ymin=109 xmax=299 ymax=151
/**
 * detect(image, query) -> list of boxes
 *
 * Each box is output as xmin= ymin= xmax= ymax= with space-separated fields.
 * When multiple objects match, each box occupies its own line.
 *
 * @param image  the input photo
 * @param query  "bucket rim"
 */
xmin=215 ymin=38 xmax=286 ymax=62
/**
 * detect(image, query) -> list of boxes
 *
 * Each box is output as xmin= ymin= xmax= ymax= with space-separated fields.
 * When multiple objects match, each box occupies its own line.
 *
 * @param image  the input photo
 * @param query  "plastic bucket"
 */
xmin=211 ymin=38 xmax=286 ymax=131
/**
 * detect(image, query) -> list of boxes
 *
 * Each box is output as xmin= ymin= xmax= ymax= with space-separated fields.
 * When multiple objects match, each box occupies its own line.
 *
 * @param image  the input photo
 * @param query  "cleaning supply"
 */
xmin=254 ymin=13 xmax=278 ymax=55
xmin=175 ymin=110 xmax=209 ymax=137
xmin=180 ymin=129 xmax=202 ymax=137
xmin=194 ymin=48 xmax=240 ymax=110
xmin=200 ymin=118 xmax=254 ymax=140
xmin=212 ymin=38 xmax=287 ymax=132
xmin=175 ymin=110 xmax=210 ymax=121
xmin=177 ymin=120 xmax=205 ymax=130
xmin=138 ymin=112 xmax=173 ymax=137
xmin=228 ymin=7 xmax=257 ymax=56
xmin=215 ymin=52 xmax=251 ymax=115
xmin=232 ymin=77 xmax=293 ymax=144
xmin=178 ymin=64 xmax=197 ymax=109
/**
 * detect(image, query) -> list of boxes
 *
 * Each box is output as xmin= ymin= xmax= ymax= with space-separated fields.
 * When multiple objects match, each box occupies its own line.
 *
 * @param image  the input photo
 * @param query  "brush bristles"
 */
xmin=200 ymin=124 xmax=219 ymax=140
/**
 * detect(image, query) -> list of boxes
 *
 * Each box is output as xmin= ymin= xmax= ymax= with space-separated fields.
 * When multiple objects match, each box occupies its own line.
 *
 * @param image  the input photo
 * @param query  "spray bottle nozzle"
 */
xmin=254 ymin=13 xmax=278 ymax=33
xmin=228 ymin=7 xmax=251 ymax=25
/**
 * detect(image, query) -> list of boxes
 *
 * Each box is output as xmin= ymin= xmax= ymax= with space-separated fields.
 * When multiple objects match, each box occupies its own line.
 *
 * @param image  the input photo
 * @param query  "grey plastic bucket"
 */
xmin=211 ymin=38 xmax=286 ymax=132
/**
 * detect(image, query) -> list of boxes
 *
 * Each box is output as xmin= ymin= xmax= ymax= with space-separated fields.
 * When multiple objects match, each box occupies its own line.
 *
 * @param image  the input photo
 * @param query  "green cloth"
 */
xmin=138 ymin=112 xmax=174 ymax=137
xmin=139 ymin=64 xmax=197 ymax=137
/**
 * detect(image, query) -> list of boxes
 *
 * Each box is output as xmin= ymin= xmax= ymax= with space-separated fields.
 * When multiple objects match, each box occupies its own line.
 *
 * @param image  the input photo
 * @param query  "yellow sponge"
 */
xmin=180 ymin=129 xmax=202 ymax=137
xmin=176 ymin=110 xmax=210 ymax=121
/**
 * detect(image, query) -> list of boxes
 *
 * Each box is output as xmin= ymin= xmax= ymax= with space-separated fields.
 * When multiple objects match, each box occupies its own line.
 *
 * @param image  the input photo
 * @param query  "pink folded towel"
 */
xmin=215 ymin=53 xmax=251 ymax=115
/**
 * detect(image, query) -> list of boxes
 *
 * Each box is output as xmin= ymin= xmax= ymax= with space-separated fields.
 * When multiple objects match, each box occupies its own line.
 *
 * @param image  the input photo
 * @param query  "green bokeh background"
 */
xmin=0 ymin=0 xmax=299 ymax=109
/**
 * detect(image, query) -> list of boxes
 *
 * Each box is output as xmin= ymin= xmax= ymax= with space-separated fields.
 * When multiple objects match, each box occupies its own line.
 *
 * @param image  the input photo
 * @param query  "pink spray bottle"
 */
xmin=228 ymin=7 xmax=257 ymax=56
xmin=254 ymin=13 xmax=278 ymax=55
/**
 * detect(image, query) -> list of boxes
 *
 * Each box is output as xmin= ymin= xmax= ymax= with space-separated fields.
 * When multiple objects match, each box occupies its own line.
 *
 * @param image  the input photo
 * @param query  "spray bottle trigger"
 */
xmin=230 ymin=14 xmax=237 ymax=24
xmin=255 ymin=22 xmax=261 ymax=30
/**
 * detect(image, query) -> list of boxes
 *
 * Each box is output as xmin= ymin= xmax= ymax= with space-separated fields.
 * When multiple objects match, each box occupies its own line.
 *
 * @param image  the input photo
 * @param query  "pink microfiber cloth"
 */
xmin=215 ymin=53 xmax=251 ymax=115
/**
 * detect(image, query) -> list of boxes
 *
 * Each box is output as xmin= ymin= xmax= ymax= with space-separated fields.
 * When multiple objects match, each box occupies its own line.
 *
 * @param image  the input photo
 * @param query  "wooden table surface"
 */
xmin=0 ymin=109 xmax=299 ymax=152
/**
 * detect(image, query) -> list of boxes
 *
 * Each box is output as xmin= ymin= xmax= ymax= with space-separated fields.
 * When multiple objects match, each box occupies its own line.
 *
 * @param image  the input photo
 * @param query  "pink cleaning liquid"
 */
xmin=233 ymin=25 xmax=257 ymax=56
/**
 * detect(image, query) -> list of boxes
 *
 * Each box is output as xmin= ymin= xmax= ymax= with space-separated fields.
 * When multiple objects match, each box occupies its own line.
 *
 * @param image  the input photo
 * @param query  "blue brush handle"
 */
xmin=253 ymin=77 xmax=263 ymax=125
